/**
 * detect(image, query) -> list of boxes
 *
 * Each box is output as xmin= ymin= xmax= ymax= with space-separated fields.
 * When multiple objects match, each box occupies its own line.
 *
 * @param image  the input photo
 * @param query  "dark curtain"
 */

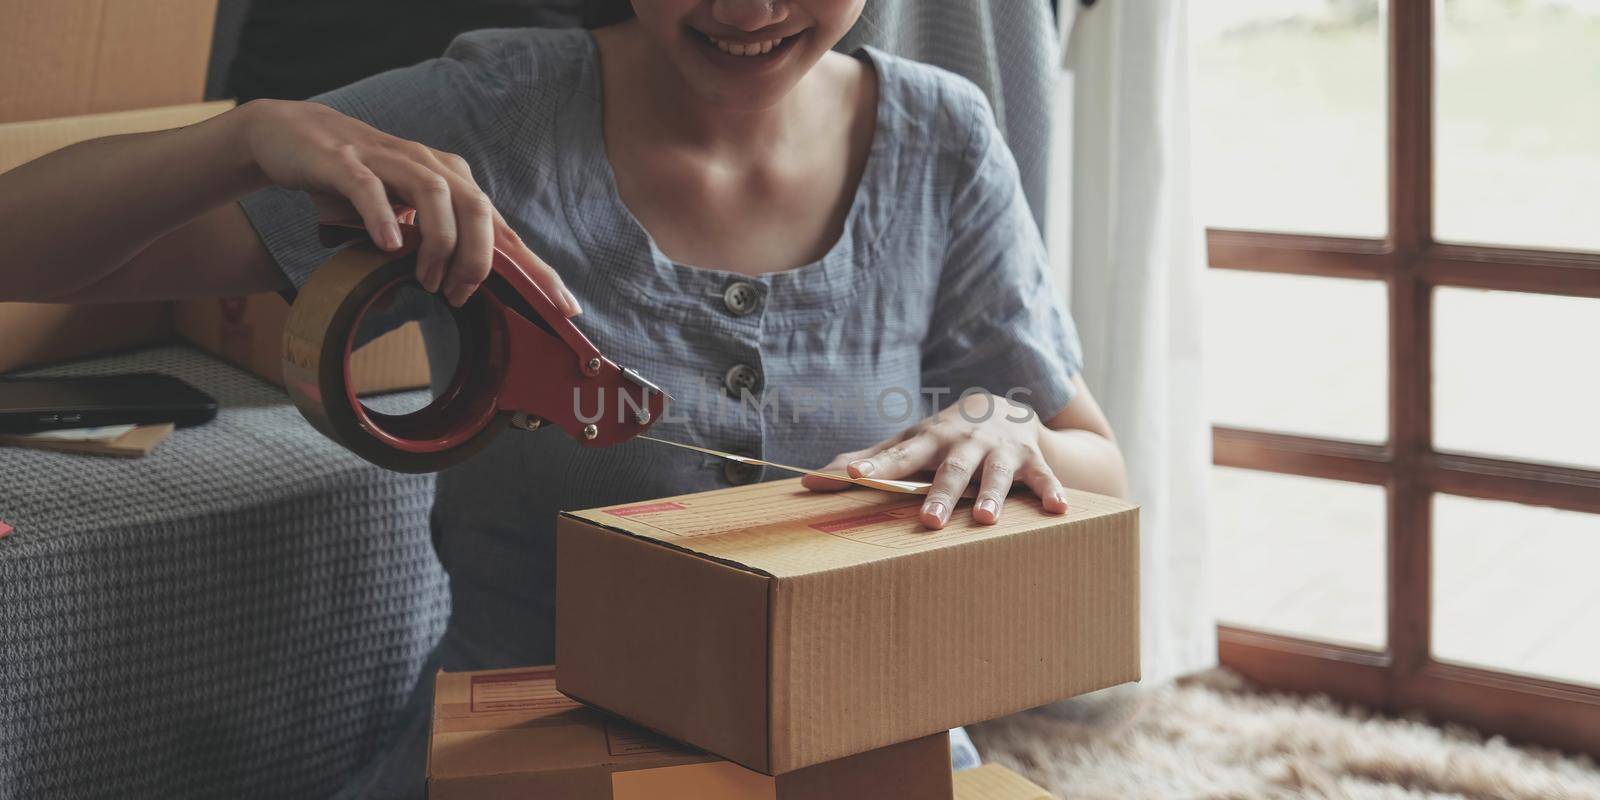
xmin=207 ymin=0 xmax=582 ymax=103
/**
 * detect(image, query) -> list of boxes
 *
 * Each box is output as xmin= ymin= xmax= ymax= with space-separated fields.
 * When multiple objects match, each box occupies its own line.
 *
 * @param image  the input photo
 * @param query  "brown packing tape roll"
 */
xmin=286 ymin=220 xmax=670 ymax=472
xmin=281 ymin=242 xmax=508 ymax=473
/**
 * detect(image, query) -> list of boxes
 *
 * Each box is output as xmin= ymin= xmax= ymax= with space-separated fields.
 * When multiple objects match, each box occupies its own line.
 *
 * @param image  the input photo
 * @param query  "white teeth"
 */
xmin=709 ymin=35 xmax=783 ymax=57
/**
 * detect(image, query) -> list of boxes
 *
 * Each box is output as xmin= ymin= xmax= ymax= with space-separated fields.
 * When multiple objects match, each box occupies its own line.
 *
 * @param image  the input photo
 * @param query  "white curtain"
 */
xmin=1056 ymin=0 xmax=1214 ymax=684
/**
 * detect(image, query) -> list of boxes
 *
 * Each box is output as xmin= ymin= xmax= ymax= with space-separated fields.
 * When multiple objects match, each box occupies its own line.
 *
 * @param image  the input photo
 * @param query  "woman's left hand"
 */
xmin=802 ymin=392 xmax=1070 ymax=529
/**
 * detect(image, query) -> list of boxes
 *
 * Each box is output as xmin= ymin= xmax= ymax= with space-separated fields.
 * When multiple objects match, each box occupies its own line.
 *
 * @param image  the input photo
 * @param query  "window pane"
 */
xmin=1434 ymin=494 xmax=1600 ymax=687
xmin=1207 ymin=270 xmax=1388 ymax=442
xmin=1435 ymin=288 xmax=1600 ymax=469
xmin=1211 ymin=467 xmax=1387 ymax=648
xmin=1192 ymin=1 xmax=1387 ymax=237
xmin=1435 ymin=1 xmax=1600 ymax=253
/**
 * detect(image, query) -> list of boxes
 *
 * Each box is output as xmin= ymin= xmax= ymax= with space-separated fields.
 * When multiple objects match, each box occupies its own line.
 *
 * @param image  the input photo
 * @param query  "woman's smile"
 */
xmin=688 ymin=26 xmax=808 ymax=73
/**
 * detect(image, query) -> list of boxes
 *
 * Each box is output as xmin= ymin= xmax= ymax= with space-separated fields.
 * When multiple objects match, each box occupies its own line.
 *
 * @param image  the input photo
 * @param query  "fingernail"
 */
xmin=1053 ymin=491 xmax=1070 ymax=512
xmin=976 ymin=497 xmax=998 ymax=517
xmin=381 ymin=224 xmax=401 ymax=250
xmin=923 ymin=500 xmax=946 ymax=521
xmin=852 ymin=460 xmax=876 ymax=476
xmin=563 ymin=288 xmax=583 ymax=316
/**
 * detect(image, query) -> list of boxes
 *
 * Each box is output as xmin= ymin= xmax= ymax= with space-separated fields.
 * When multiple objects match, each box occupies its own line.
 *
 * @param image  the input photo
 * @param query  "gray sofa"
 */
xmin=0 ymin=347 xmax=446 ymax=799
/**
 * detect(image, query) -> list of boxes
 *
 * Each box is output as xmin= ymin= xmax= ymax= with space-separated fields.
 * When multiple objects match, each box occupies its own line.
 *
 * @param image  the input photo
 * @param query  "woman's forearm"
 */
xmin=1039 ymin=427 xmax=1129 ymax=500
xmin=0 ymin=102 xmax=268 ymax=302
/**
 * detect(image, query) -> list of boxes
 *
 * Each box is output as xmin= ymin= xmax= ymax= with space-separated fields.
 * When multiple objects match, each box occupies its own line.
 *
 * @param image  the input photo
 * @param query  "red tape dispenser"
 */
xmin=282 ymin=221 xmax=669 ymax=473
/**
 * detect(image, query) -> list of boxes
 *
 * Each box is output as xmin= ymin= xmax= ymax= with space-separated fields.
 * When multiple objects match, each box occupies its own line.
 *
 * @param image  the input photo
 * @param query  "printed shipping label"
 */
xmin=468 ymin=668 xmax=578 ymax=714
xmin=604 ymin=719 xmax=682 ymax=756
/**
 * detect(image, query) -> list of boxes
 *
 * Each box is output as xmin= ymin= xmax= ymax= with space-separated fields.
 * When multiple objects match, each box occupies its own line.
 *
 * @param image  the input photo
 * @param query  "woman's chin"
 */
xmin=672 ymin=29 xmax=818 ymax=110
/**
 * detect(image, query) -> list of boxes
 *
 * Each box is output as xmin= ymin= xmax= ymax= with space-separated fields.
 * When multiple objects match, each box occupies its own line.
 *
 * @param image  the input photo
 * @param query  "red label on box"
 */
xmin=606 ymin=501 xmax=688 ymax=517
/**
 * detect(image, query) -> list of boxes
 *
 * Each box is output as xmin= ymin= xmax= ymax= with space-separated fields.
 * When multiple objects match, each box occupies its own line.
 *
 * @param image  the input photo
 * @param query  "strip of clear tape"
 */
xmin=637 ymin=435 xmax=933 ymax=495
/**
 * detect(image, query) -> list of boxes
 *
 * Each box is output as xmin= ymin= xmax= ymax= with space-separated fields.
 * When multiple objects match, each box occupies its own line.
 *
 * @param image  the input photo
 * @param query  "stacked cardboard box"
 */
xmin=953 ymin=765 xmax=1056 ymax=799
xmin=431 ymin=480 xmax=1140 ymax=798
xmin=0 ymin=0 xmax=218 ymax=373
xmin=428 ymin=666 xmax=953 ymax=799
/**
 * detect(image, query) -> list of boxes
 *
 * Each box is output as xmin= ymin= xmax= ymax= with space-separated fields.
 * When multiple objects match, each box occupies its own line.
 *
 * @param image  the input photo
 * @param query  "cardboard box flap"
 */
xmin=431 ymin=668 xmax=708 ymax=780
xmin=565 ymin=479 xmax=1138 ymax=579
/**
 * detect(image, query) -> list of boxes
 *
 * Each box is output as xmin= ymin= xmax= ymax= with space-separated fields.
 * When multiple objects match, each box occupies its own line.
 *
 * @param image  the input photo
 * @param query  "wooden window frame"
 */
xmin=1210 ymin=1 xmax=1600 ymax=755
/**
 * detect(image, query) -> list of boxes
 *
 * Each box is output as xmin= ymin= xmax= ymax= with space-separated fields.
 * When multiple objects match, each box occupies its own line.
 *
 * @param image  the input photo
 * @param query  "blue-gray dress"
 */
xmin=241 ymin=26 xmax=1082 ymax=797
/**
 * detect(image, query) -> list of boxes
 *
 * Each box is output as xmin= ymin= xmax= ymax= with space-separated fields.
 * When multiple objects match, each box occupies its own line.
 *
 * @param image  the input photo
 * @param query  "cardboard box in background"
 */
xmin=173 ymin=293 xmax=430 ymax=394
xmin=0 ymin=103 xmax=235 ymax=374
xmin=0 ymin=99 xmax=427 ymax=390
xmin=0 ymin=303 xmax=170 ymax=376
xmin=953 ymin=765 xmax=1056 ymax=800
xmin=428 ymin=666 xmax=954 ymax=800
xmin=0 ymin=103 xmax=233 ymax=174
xmin=557 ymin=480 xmax=1141 ymax=774
xmin=0 ymin=0 xmax=218 ymax=124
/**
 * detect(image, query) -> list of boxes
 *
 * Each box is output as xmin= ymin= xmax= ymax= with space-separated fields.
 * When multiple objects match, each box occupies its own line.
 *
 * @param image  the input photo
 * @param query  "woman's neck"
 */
xmin=588 ymin=20 xmax=877 ymax=274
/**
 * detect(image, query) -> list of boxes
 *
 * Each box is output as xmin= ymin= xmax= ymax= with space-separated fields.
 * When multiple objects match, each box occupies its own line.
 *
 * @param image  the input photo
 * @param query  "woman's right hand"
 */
xmin=239 ymin=99 xmax=580 ymax=314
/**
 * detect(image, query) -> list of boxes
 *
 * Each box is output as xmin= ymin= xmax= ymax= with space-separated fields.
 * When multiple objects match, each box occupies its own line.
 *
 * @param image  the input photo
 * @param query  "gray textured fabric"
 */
xmin=238 ymin=26 xmax=1081 ymax=798
xmin=840 ymin=0 xmax=1060 ymax=232
xmin=0 ymin=347 xmax=447 ymax=800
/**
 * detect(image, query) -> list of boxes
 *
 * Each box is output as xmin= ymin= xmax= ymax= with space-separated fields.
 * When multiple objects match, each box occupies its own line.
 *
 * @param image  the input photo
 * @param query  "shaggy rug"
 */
xmin=968 ymin=669 xmax=1600 ymax=800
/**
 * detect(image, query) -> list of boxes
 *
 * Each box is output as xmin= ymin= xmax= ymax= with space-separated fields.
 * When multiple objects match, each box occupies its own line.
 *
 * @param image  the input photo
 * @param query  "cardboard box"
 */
xmin=428 ymin=666 xmax=954 ymax=800
xmin=0 ymin=98 xmax=425 ymax=390
xmin=0 ymin=103 xmax=234 ymax=174
xmin=0 ymin=103 xmax=234 ymax=374
xmin=0 ymin=0 xmax=218 ymax=124
xmin=953 ymin=765 xmax=1055 ymax=800
xmin=173 ymin=293 xmax=430 ymax=394
xmin=556 ymin=480 xmax=1141 ymax=774
xmin=0 ymin=302 xmax=170 ymax=375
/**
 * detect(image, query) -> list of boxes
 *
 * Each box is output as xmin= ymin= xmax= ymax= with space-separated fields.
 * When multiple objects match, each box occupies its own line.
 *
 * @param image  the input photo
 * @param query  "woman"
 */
xmin=0 ymin=0 xmax=1126 ymax=795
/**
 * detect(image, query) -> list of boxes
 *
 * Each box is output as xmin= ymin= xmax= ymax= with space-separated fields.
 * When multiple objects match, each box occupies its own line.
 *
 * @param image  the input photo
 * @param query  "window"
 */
xmin=1195 ymin=0 xmax=1600 ymax=757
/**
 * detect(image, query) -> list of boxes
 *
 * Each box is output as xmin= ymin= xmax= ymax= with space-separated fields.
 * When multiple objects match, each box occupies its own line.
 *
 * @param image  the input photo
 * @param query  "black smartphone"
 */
xmin=0 ymin=373 xmax=219 ymax=434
